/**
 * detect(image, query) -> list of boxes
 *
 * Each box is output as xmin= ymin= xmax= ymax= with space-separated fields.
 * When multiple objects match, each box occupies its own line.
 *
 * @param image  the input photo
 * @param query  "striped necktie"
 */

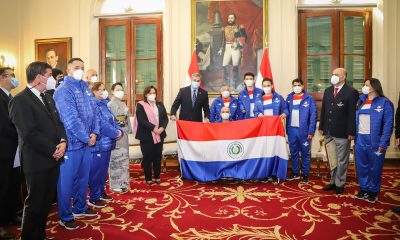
xmin=192 ymin=89 xmax=197 ymax=107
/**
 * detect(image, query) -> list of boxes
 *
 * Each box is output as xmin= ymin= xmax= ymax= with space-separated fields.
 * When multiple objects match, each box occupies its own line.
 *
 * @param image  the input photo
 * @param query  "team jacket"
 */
xmin=54 ymin=76 xmax=100 ymax=151
xmin=286 ymin=92 xmax=317 ymax=136
xmin=356 ymin=94 xmax=394 ymax=149
xmin=95 ymin=99 xmax=123 ymax=152
xmin=210 ymin=96 xmax=240 ymax=122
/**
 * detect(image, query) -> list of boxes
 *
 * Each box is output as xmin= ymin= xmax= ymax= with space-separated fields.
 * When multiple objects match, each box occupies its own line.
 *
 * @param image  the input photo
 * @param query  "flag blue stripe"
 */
xmin=180 ymin=157 xmax=288 ymax=182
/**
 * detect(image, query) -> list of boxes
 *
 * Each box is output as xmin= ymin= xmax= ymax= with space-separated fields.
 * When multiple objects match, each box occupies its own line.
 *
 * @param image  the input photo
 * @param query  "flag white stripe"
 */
xmin=178 ymin=136 xmax=288 ymax=162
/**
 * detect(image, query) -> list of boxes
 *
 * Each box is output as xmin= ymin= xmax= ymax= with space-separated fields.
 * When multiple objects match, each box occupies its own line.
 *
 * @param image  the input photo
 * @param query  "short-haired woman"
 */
xmin=134 ymin=86 xmax=168 ymax=185
xmin=108 ymin=82 xmax=132 ymax=193
xmin=88 ymin=82 xmax=122 ymax=206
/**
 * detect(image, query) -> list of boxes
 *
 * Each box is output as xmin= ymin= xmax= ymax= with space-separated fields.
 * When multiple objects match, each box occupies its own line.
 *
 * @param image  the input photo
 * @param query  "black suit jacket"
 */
xmin=395 ymin=96 xmax=400 ymax=139
xmin=135 ymin=101 xmax=169 ymax=143
xmin=319 ymin=83 xmax=359 ymax=138
xmin=9 ymin=88 xmax=67 ymax=174
xmin=170 ymin=86 xmax=210 ymax=122
xmin=0 ymin=89 xmax=18 ymax=166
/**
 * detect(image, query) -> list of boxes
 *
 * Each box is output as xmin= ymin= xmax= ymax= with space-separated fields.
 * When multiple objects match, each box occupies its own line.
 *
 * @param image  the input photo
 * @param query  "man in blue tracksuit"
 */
xmin=54 ymin=58 xmax=100 ymax=230
xmin=210 ymin=85 xmax=240 ymax=122
xmin=354 ymin=78 xmax=394 ymax=203
xmin=286 ymin=79 xmax=317 ymax=182
xmin=237 ymin=72 xmax=263 ymax=119
xmin=258 ymin=78 xmax=288 ymax=119
xmin=88 ymin=82 xmax=123 ymax=208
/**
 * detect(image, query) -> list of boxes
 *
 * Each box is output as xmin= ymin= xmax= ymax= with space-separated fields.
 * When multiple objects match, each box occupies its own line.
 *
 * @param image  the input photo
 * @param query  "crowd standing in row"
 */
xmin=0 ymin=60 xmax=399 ymax=239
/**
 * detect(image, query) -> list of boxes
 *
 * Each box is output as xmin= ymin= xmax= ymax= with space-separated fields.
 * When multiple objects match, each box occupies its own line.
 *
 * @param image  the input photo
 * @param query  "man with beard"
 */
xmin=218 ymin=13 xmax=247 ymax=91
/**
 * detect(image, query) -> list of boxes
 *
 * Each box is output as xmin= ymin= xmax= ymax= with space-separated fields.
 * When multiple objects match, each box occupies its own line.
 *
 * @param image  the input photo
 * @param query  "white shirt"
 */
xmin=27 ymin=84 xmax=44 ymax=104
xmin=0 ymin=87 xmax=10 ymax=97
xmin=334 ymin=83 xmax=344 ymax=95
xmin=263 ymin=98 xmax=273 ymax=116
xmin=291 ymin=98 xmax=302 ymax=127
xmin=358 ymin=104 xmax=371 ymax=134
xmin=149 ymin=102 xmax=159 ymax=125
xmin=249 ymin=93 xmax=255 ymax=117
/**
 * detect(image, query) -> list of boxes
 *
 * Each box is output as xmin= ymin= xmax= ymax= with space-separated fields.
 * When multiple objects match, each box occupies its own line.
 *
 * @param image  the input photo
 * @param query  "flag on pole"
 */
xmin=184 ymin=49 xmax=202 ymax=88
xmin=177 ymin=117 xmax=289 ymax=182
xmin=255 ymin=48 xmax=273 ymax=89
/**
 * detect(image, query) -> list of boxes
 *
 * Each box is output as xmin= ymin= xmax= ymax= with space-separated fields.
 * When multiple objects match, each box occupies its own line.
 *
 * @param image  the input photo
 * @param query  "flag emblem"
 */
xmin=227 ymin=141 xmax=244 ymax=159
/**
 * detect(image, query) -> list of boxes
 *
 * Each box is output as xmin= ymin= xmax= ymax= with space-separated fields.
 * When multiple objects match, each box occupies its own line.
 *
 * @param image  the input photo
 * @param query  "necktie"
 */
xmin=334 ymin=87 xmax=339 ymax=97
xmin=8 ymin=94 xmax=13 ymax=100
xmin=192 ymin=90 xmax=197 ymax=107
xmin=40 ymin=93 xmax=51 ymax=113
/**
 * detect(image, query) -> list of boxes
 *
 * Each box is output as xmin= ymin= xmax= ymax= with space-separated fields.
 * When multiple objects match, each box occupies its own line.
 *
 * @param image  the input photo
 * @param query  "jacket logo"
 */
xmin=302 ymin=102 xmax=309 ymax=107
xmin=337 ymin=101 xmax=344 ymax=107
xmin=375 ymin=106 xmax=383 ymax=112
xmin=232 ymin=104 xmax=237 ymax=108
xmin=274 ymin=98 xmax=280 ymax=103
xmin=303 ymin=141 xmax=309 ymax=147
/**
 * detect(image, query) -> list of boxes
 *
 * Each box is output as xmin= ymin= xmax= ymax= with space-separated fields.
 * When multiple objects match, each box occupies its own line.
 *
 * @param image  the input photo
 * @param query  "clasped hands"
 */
xmin=153 ymin=127 xmax=165 ymax=135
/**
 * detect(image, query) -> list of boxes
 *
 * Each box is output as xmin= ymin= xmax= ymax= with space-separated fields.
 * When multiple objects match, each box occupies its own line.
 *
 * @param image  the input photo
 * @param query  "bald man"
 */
xmin=220 ymin=106 xmax=231 ymax=123
xmin=84 ymin=69 xmax=99 ymax=85
xmin=319 ymin=68 xmax=359 ymax=195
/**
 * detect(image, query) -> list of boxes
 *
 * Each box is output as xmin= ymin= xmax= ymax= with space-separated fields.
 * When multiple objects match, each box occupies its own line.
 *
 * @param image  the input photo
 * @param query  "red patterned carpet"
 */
xmin=7 ymin=165 xmax=400 ymax=239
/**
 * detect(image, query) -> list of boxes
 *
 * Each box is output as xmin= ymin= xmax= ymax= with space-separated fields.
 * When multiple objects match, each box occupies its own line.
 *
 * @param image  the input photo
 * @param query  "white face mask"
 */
xmin=263 ymin=86 xmax=272 ymax=94
xmin=46 ymin=76 xmax=57 ymax=90
xmin=90 ymin=76 xmax=98 ymax=83
xmin=221 ymin=90 xmax=230 ymax=99
xmin=191 ymin=81 xmax=200 ymax=89
xmin=101 ymin=90 xmax=109 ymax=100
xmin=293 ymin=86 xmax=302 ymax=94
xmin=361 ymin=86 xmax=370 ymax=95
xmin=114 ymin=90 xmax=124 ymax=99
xmin=245 ymin=80 xmax=253 ymax=87
xmin=221 ymin=112 xmax=230 ymax=120
xmin=331 ymin=75 xmax=340 ymax=85
xmin=73 ymin=69 xmax=84 ymax=80
xmin=147 ymin=93 xmax=156 ymax=102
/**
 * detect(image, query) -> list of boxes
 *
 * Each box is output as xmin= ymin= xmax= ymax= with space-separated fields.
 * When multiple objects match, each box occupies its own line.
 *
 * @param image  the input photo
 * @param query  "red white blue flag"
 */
xmin=177 ymin=117 xmax=289 ymax=182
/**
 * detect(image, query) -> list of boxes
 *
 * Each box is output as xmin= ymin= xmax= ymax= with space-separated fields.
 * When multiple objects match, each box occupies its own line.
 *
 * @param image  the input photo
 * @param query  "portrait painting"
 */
xmin=35 ymin=37 xmax=72 ymax=73
xmin=192 ymin=0 xmax=268 ymax=94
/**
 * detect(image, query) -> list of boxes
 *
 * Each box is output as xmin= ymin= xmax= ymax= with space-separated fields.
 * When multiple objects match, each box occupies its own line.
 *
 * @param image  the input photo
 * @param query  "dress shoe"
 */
xmin=323 ymin=184 xmax=336 ymax=191
xmin=391 ymin=206 xmax=400 ymax=213
xmin=334 ymin=186 xmax=344 ymax=194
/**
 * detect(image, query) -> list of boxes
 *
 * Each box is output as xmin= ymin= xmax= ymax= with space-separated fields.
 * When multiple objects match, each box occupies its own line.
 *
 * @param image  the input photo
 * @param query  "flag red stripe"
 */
xmin=176 ymin=117 xmax=285 ymax=141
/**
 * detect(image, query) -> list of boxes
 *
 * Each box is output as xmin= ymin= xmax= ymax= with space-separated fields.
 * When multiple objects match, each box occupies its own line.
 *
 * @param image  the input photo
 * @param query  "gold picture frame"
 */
xmin=35 ymin=37 xmax=72 ymax=73
xmin=191 ymin=0 xmax=268 ymax=95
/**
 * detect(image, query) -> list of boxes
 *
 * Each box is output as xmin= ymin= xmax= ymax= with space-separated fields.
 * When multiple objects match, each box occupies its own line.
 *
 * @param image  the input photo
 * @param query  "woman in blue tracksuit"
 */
xmin=286 ymin=79 xmax=317 ymax=183
xmin=88 ymin=82 xmax=123 ymax=208
xmin=354 ymin=78 xmax=394 ymax=203
xmin=210 ymin=85 xmax=240 ymax=122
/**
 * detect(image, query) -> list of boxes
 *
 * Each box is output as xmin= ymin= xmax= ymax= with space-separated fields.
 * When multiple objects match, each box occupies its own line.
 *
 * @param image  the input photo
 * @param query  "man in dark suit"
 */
xmin=319 ymin=67 xmax=359 ymax=194
xmin=391 ymin=96 xmax=400 ymax=214
xmin=9 ymin=61 xmax=67 ymax=240
xmin=0 ymin=67 xmax=19 ymax=239
xmin=170 ymin=73 xmax=210 ymax=122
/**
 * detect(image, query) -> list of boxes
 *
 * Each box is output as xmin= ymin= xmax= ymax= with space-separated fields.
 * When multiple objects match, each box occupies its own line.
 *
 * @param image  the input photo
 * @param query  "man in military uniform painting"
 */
xmin=218 ymin=13 xmax=247 ymax=91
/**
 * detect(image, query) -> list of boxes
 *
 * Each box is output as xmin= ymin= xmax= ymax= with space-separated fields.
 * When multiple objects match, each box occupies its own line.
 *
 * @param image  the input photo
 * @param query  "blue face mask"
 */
xmin=191 ymin=81 xmax=200 ymax=89
xmin=11 ymin=78 xmax=19 ymax=88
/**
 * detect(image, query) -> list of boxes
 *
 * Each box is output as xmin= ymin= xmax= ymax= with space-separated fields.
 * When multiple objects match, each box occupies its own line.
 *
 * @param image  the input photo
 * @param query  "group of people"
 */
xmin=0 ymin=59 xmax=399 ymax=240
xmin=170 ymin=68 xmax=399 ymax=203
xmin=0 ymin=59 xmax=134 ymax=239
